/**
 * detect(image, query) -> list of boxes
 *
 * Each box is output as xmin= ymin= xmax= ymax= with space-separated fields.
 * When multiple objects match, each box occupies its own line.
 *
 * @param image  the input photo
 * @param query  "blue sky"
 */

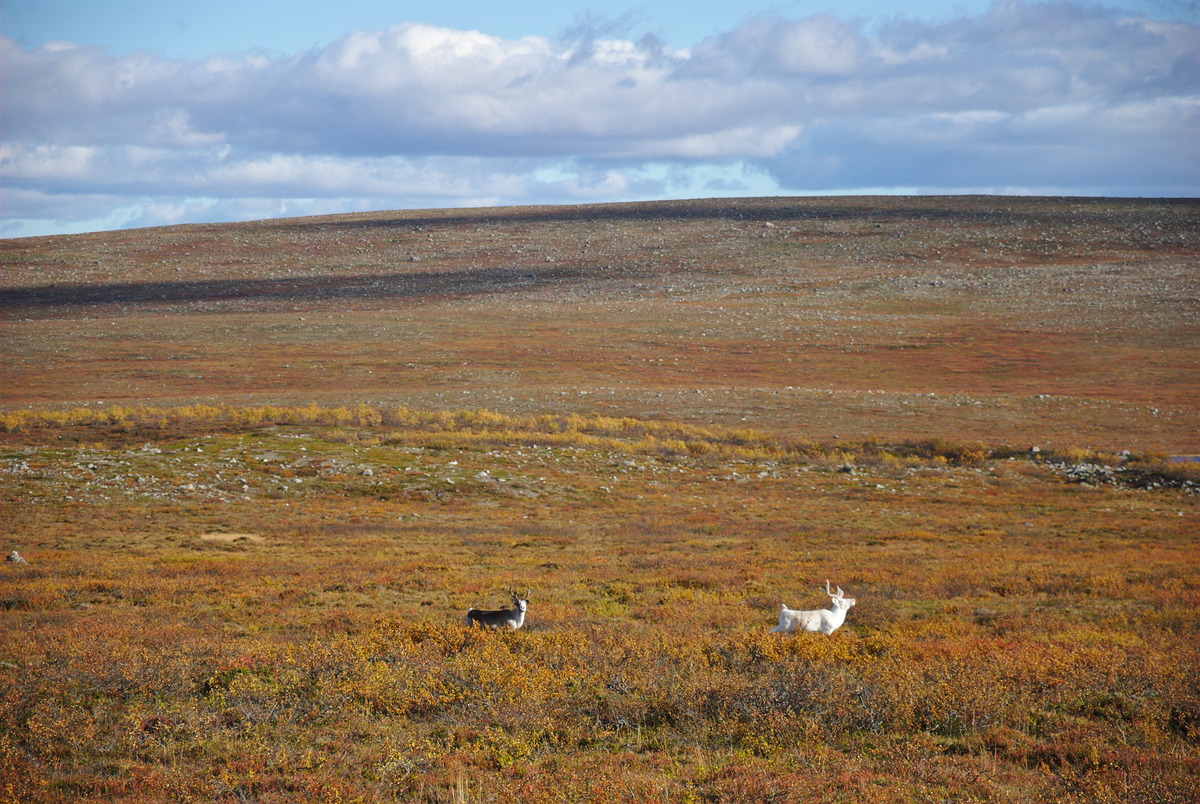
xmin=4 ymin=1 xmax=1019 ymax=56
xmin=3 ymin=0 xmax=1197 ymax=237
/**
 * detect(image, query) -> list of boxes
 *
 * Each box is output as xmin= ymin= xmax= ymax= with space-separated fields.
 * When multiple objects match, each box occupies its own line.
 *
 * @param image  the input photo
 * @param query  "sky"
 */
xmin=2 ymin=1 xmax=1197 ymax=237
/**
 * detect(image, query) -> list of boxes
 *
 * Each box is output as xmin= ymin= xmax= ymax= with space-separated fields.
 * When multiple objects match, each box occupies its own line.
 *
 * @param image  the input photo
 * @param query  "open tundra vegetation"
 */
xmin=1 ymin=197 xmax=1198 ymax=802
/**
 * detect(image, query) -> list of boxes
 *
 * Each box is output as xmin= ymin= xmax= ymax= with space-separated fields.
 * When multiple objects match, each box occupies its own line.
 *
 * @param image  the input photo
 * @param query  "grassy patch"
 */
xmin=2 ymin=408 xmax=1197 ymax=802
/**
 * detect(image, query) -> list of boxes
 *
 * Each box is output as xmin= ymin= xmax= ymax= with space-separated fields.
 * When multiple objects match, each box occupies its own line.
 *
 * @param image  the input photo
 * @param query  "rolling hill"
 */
xmin=4 ymin=195 xmax=1197 ymax=452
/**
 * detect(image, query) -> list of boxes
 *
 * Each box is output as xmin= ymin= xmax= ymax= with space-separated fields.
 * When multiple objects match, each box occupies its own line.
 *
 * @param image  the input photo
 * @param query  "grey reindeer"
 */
xmin=465 ymin=589 xmax=529 ymax=630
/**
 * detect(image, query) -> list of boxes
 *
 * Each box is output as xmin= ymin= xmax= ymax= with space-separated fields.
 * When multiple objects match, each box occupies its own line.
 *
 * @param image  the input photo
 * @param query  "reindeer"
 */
xmin=464 ymin=589 xmax=529 ymax=630
xmin=771 ymin=580 xmax=855 ymax=635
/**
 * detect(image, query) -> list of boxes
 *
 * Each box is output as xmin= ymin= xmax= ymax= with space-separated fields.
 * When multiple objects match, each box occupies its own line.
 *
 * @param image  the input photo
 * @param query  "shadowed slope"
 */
xmin=2 ymin=196 xmax=1197 ymax=451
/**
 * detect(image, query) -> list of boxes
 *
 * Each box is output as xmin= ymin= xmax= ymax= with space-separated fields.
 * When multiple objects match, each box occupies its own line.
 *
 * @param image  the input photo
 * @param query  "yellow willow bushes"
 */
xmin=0 ymin=404 xmax=802 ymax=461
xmin=0 ymin=403 xmax=972 ymax=463
xmin=0 ymin=403 xmax=384 ymax=432
xmin=2 ymin=403 xmax=1183 ymax=474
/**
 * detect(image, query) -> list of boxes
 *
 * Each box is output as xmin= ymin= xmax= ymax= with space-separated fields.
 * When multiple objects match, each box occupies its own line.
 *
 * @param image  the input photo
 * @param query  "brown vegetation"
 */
xmin=1 ymin=407 xmax=1198 ymax=802
xmin=1 ymin=197 xmax=1198 ymax=801
xmin=3 ymin=196 xmax=1198 ymax=451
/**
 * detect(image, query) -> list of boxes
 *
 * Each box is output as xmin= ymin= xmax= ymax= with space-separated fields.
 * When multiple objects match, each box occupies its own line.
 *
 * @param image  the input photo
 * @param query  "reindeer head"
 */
xmin=509 ymin=588 xmax=529 ymax=614
xmin=824 ymin=579 xmax=856 ymax=613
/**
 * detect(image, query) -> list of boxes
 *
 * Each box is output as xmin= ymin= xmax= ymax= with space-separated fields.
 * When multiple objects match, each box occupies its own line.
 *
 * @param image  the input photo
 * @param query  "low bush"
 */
xmin=1 ymin=408 xmax=1196 ymax=802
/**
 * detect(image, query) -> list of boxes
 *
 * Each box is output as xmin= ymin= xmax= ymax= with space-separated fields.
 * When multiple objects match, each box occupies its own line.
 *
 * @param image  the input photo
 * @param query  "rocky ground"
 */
xmin=2 ymin=195 xmax=1197 ymax=452
xmin=3 ymin=196 xmax=1198 ymax=804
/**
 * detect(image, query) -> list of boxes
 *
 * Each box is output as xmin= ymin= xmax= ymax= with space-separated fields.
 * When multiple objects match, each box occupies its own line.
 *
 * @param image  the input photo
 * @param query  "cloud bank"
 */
xmin=3 ymin=1 xmax=1197 ymax=235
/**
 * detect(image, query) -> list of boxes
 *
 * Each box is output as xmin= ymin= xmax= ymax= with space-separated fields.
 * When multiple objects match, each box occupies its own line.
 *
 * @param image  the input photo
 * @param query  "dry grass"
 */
xmin=1 ymin=196 xmax=1198 ymax=801
xmin=1 ymin=409 xmax=1198 ymax=803
xmin=3 ymin=196 xmax=1198 ymax=452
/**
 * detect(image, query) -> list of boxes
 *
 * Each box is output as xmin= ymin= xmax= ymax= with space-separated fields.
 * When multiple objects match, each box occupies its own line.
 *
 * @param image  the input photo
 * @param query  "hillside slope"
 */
xmin=2 ymin=196 xmax=1197 ymax=451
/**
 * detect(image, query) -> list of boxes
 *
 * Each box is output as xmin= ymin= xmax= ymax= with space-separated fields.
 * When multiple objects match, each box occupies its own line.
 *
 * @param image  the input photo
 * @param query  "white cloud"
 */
xmin=1 ymin=144 xmax=100 ymax=181
xmin=688 ymin=14 xmax=869 ymax=77
xmin=146 ymin=110 xmax=226 ymax=148
xmin=2 ymin=2 xmax=1197 ymax=236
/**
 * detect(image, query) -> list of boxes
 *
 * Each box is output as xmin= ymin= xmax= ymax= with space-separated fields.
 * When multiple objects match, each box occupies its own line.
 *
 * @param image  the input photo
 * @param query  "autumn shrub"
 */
xmin=1 ymin=407 xmax=1196 ymax=803
xmin=5 ymin=403 xmax=1150 ymax=483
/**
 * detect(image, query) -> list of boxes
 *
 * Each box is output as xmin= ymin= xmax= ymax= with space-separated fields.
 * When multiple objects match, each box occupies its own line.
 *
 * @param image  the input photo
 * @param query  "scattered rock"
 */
xmin=1051 ymin=462 xmax=1198 ymax=494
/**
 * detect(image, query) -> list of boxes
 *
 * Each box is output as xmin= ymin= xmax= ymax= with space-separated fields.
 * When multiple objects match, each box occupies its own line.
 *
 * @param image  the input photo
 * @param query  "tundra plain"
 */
xmin=1 ymin=196 xmax=1198 ymax=802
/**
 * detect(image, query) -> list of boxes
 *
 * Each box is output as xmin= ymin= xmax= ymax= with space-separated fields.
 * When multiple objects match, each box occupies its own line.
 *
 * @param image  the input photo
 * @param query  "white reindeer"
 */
xmin=771 ymin=580 xmax=855 ymax=635
xmin=465 ymin=589 xmax=529 ymax=630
